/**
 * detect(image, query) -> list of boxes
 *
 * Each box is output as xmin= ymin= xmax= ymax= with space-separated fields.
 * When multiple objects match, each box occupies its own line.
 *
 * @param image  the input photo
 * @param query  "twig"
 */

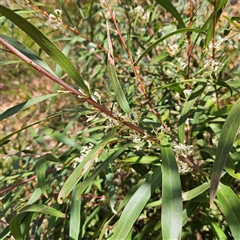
xmin=105 ymin=1 xmax=175 ymax=140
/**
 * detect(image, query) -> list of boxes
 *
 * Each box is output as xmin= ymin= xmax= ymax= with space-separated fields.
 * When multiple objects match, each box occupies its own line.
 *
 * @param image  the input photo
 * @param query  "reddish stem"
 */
xmin=105 ymin=1 xmax=175 ymax=140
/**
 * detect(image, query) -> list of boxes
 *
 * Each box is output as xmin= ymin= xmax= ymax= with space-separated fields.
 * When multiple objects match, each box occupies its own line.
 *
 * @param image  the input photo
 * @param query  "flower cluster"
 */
xmin=203 ymin=59 xmax=223 ymax=73
xmin=73 ymin=143 xmax=95 ymax=168
xmin=46 ymin=9 xmax=63 ymax=30
xmin=134 ymin=5 xmax=150 ymax=22
xmin=99 ymin=0 xmax=106 ymax=8
xmin=134 ymin=5 xmax=144 ymax=17
xmin=174 ymin=143 xmax=193 ymax=158
xmin=174 ymin=143 xmax=193 ymax=173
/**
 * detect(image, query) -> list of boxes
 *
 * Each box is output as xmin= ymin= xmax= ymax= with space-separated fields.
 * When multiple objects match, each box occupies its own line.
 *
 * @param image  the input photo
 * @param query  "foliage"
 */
xmin=0 ymin=0 xmax=240 ymax=239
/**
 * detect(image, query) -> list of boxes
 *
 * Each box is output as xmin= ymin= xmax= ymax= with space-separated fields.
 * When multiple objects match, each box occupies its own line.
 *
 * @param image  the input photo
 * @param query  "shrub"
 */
xmin=0 ymin=1 xmax=239 ymax=239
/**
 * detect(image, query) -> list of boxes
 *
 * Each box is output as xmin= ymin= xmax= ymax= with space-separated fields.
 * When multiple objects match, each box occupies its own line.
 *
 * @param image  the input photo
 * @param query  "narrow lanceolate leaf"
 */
xmin=0 ymin=93 xmax=58 ymax=121
xmin=58 ymin=127 xmax=117 ymax=203
xmin=182 ymin=182 xmax=210 ymax=201
xmin=70 ymin=184 xmax=81 ymax=240
xmin=110 ymin=167 xmax=162 ymax=240
xmin=20 ymin=204 xmax=66 ymax=218
xmin=35 ymin=156 xmax=48 ymax=198
xmin=10 ymin=215 xmax=24 ymax=240
xmin=155 ymin=0 xmax=185 ymax=28
xmin=41 ymin=127 xmax=82 ymax=151
xmin=217 ymin=183 xmax=240 ymax=240
xmin=106 ymin=21 xmax=131 ymax=113
xmin=0 ymin=34 xmax=56 ymax=76
xmin=210 ymin=98 xmax=240 ymax=207
xmin=161 ymin=138 xmax=182 ymax=240
xmin=0 ymin=5 xmax=90 ymax=95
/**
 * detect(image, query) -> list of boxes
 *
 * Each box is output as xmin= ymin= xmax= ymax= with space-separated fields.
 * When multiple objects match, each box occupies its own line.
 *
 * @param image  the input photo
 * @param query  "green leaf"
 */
xmin=217 ymin=183 xmax=240 ymax=240
xmin=182 ymin=202 xmax=200 ymax=226
xmin=81 ymin=206 xmax=101 ymax=238
xmin=27 ymin=188 xmax=42 ymax=205
xmin=0 ymin=33 xmax=56 ymax=76
xmin=19 ymin=204 xmax=66 ymax=218
xmin=0 ymin=5 xmax=90 ymax=95
xmin=182 ymin=182 xmax=210 ymax=201
xmin=41 ymin=127 xmax=83 ymax=151
xmin=110 ymin=167 xmax=162 ymax=240
xmin=0 ymin=59 xmax=21 ymax=65
xmin=70 ymin=184 xmax=81 ymax=240
xmin=203 ymin=0 xmax=228 ymax=47
xmin=35 ymin=156 xmax=49 ymax=198
xmin=161 ymin=138 xmax=182 ymax=239
xmin=107 ymin=62 xmax=131 ymax=113
xmin=155 ymin=0 xmax=185 ymax=28
xmin=121 ymin=155 xmax=159 ymax=164
xmin=0 ymin=93 xmax=58 ymax=121
xmin=0 ymin=113 xmax=61 ymax=146
xmin=134 ymin=28 xmax=205 ymax=66
xmin=210 ymin=98 xmax=240 ymax=207
xmin=10 ymin=215 xmax=24 ymax=240
xmin=0 ymin=187 xmax=24 ymax=219
xmin=106 ymin=21 xmax=131 ymax=113
xmin=58 ymin=128 xmax=117 ymax=203
xmin=202 ymin=213 xmax=228 ymax=239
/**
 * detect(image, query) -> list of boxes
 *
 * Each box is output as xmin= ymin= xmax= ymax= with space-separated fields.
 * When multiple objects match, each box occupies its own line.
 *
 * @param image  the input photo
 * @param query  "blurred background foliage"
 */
xmin=0 ymin=0 xmax=240 ymax=239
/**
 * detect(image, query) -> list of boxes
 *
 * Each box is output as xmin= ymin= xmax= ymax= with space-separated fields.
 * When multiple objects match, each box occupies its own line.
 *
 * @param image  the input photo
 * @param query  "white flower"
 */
xmin=47 ymin=9 xmax=63 ymax=29
xmin=54 ymin=9 xmax=62 ymax=16
xmin=183 ymin=89 xmax=192 ymax=97
xmin=99 ymin=0 xmax=106 ymax=8
xmin=136 ymin=48 xmax=141 ymax=57
xmin=73 ymin=144 xmax=95 ymax=168
xmin=147 ymin=139 xmax=152 ymax=148
xmin=133 ymin=137 xmax=142 ymax=143
xmin=177 ymin=57 xmax=187 ymax=69
xmin=185 ymin=118 xmax=193 ymax=125
xmin=134 ymin=145 xmax=142 ymax=151
xmin=134 ymin=6 xmax=144 ymax=17
xmin=56 ymin=164 xmax=63 ymax=171
xmin=204 ymin=59 xmax=223 ymax=72
xmin=173 ymin=144 xmax=193 ymax=173
xmin=167 ymin=44 xmax=178 ymax=56
xmin=174 ymin=143 xmax=193 ymax=158
xmin=142 ymin=11 xmax=150 ymax=22
xmin=176 ymin=159 xmax=192 ymax=173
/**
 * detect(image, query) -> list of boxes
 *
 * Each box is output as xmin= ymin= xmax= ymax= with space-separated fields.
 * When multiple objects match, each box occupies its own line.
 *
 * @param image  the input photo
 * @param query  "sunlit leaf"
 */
xmin=155 ymin=0 xmax=185 ymax=28
xmin=0 ymin=93 xmax=59 ymax=121
xmin=110 ymin=167 xmax=162 ymax=240
xmin=210 ymin=98 xmax=240 ymax=207
xmin=217 ymin=183 xmax=240 ymax=239
xmin=107 ymin=21 xmax=131 ymax=113
xmin=0 ymin=33 xmax=56 ymax=76
xmin=35 ymin=156 xmax=49 ymax=198
xmin=20 ymin=204 xmax=66 ymax=218
xmin=70 ymin=184 xmax=81 ymax=240
xmin=182 ymin=182 xmax=210 ymax=201
xmin=161 ymin=137 xmax=182 ymax=239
